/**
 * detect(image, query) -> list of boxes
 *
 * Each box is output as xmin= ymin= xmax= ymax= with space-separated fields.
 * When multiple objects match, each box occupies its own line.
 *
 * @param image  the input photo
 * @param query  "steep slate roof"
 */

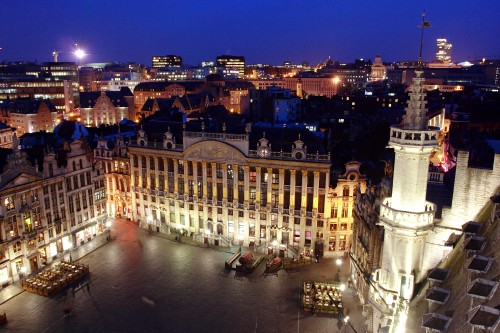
xmin=141 ymin=98 xmax=174 ymax=112
xmin=134 ymin=81 xmax=204 ymax=92
xmin=0 ymin=99 xmax=56 ymax=114
xmin=80 ymin=88 xmax=133 ymax=108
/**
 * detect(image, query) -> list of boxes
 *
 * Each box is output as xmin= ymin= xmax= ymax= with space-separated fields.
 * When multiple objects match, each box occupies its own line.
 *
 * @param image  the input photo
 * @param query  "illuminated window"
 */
xmin=329 ymin=236 xmax=336 ymax=250
xmin=4 ymin=197 xmax=14 ymax=211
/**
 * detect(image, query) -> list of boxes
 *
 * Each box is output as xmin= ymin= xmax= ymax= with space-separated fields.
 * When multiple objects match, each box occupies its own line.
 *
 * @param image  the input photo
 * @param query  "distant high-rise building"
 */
xmin=151 ymin=55 xmax=183 ymax=68
xmin=436 ymin=38 xmax=452 ymax=62
xmin=216 ymin=55 xmax=245 ymax=78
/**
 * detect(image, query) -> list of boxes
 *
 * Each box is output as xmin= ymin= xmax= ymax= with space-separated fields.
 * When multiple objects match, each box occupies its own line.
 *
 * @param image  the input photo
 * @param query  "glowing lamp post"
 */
xmin=336 ymin=258 xmax=342 ymax=281
xmin=343 ymin=316 xmax=350 ymax=333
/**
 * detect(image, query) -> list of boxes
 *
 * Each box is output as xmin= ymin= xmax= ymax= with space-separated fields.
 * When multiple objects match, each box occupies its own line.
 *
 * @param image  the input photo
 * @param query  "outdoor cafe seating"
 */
xmin=302 ymin=281 xmax=344 ymax=314
xmin=21 ymin=260 xmax=89 ymax=297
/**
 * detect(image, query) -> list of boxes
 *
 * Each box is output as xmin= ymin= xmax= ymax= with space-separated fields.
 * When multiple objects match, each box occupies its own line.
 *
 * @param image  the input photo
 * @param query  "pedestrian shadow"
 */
xmin=233 ymin=270 xmax=258 ymax=283
xmin=219 ymin=268 xmax=232 ymax=277
xmin=261 ymin=269 xmax=280 ymax=278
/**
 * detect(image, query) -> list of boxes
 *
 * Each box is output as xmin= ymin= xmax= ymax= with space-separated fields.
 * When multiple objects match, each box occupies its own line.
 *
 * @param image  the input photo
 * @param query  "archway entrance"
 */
xmin=206 ymin=220 xmax=214 ymax=234
xmin=216 ymin=223 xmax=223 ymax=235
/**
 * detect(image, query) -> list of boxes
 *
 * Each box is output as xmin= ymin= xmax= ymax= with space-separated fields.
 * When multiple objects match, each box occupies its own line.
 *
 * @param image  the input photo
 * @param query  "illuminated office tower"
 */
xmin=216 ymin=55 xmax=245 ymax=78
xmin=152 ymin=55 xmax=183 ymax=68
xmin=436 ymin=38 xmax=452 ymax=62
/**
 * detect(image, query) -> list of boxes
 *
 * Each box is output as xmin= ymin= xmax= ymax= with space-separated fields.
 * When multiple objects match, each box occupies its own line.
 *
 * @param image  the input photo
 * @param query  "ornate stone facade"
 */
xmin=0 ymin=135 xmax=107 ymax=283
xmin=128 ymin=127 xmax=335 ymax=257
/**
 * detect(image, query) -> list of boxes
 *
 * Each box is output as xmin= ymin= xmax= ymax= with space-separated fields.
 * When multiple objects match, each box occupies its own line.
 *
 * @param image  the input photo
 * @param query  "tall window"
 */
xmin=249 ymin=187 xmax=256 ymax=204
xmin=238 ymin=166 xmax=245 ymax=181
xmin=24 ymin=212 xmax=33 ymax=232
xmin=272 ymin=169 xmax=279 ymax=184
xmin=343 ymin=186 xmax=349 ymax=197
xmin=342 ymin=202 xmax=349 ymax=218
xmin=331 ymin=203 xmax=338 ymax=218
xmin=249 ymin=168 xmax=256 ymax=182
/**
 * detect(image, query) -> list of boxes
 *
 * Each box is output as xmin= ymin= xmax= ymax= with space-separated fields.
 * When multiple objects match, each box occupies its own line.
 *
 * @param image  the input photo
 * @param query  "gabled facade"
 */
xmin=94 ymin=134 xmax=132 ymax=219
xmin=0 ymin=127 xmax=107 ymax=284
xmin=79 ymin=89 xmax=134 ymax=126
xmin=0 ymin=99 xmax=58 ymax=136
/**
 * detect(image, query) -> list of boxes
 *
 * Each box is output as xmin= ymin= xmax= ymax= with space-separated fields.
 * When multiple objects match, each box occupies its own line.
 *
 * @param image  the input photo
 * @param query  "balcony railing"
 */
xmin=379 ymin=197 xmax=435 ymax=229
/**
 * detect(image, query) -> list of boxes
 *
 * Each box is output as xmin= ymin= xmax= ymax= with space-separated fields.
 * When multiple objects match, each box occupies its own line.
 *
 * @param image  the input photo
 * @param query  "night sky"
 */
xmin=1 ymin=0 xmax=499 ymax=66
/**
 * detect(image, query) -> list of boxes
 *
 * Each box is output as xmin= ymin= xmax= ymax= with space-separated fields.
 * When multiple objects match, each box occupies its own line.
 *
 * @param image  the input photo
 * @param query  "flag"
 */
xmin=422 ymin=21 xmax=431 ymax=27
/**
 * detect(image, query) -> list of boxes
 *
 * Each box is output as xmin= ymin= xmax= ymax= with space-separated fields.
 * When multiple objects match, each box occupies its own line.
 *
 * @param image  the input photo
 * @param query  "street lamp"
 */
xmin=336 ymin=258 xmax=342 ymax=281
xmin=343 ymin=316 xmax=350 ymax=333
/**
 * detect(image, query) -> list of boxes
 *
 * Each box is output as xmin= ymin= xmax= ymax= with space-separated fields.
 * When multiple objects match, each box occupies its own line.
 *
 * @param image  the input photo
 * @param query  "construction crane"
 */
xmin=52 ymin=50 xmax=61 ymax=62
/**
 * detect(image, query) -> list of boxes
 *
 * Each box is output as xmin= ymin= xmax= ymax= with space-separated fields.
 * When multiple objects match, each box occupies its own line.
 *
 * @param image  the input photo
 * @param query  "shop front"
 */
xmin=0 ymin=266 xmax=9 ymax=285
xmin=11 ymin=258 xmax=25 ymax=281
xmin=74 ymin=222 xmax=103 ymax=247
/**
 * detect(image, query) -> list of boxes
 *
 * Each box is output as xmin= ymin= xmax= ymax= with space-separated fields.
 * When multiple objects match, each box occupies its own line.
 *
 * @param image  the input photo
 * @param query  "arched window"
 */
xmin=343 ymin=185 xmax=349 ymax=197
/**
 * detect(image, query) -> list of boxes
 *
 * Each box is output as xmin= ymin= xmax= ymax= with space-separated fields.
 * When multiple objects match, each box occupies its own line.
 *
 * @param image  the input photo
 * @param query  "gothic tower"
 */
xmin=368 ymin=70 xmax=440 ymax=332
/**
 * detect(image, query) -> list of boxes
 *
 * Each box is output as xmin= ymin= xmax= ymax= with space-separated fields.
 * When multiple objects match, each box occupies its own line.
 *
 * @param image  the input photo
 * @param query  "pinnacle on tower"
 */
xmin=403 ymin=71 xmax=428 ymax=130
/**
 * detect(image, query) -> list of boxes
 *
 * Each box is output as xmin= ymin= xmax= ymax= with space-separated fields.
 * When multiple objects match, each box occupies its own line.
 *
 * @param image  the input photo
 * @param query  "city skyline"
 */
xmin=1 ymin=0 xmax=499 ymax=66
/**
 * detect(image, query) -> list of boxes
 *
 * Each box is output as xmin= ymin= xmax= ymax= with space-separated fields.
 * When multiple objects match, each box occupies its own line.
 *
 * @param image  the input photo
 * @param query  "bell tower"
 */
xmin=368 ymin=13 xmax=439 ymax=333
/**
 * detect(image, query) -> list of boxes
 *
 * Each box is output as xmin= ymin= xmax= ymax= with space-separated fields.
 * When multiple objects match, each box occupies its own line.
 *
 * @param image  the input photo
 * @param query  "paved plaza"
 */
xmin=0 ymin=218 xmax=365 ymax=333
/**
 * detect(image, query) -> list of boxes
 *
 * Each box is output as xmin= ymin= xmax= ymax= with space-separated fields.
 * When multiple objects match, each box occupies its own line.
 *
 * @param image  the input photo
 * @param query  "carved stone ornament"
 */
xmin=185 ymin=142 xmax=246 ymax=163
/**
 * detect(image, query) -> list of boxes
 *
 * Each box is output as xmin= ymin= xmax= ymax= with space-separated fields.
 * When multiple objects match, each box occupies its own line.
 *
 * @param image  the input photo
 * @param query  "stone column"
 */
xmin=162 ymin=157 xmax=168 ymax=192
xmin=154 ymin=156 xmax=159 ymax=190
xmin=146 ymin=156 xmax=151 ymax=188
xmin=278 ymin=169 xmax=285 ymax=206
xmin=266 ymin=168 xmax=272 ymax=207
xmin=244 ymin=166 xmax=249 ymax=203
xmin=313 ymin=171 xmax=320 ymax=210
xmin=138 ymin=155 xmax=144 ymax=188
xmin=301 ymin=171 xmax=308 ymax=209
xmin=256 ymin=167 xmax=262 ymax=205
xmin=193 ymin=162 xmax=199 ymax=198
xmin=211 ymin=163 xmax=217 ymax=202
xmin=173 ymin=159 xmax=178 ymax=194
xmin=184 ymin=161 xmax=189 ymax=196
xmin=233 ymin=164 xmax=239 ymax=203
xmin=222 ymin=164 xmax=228 ymax=200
